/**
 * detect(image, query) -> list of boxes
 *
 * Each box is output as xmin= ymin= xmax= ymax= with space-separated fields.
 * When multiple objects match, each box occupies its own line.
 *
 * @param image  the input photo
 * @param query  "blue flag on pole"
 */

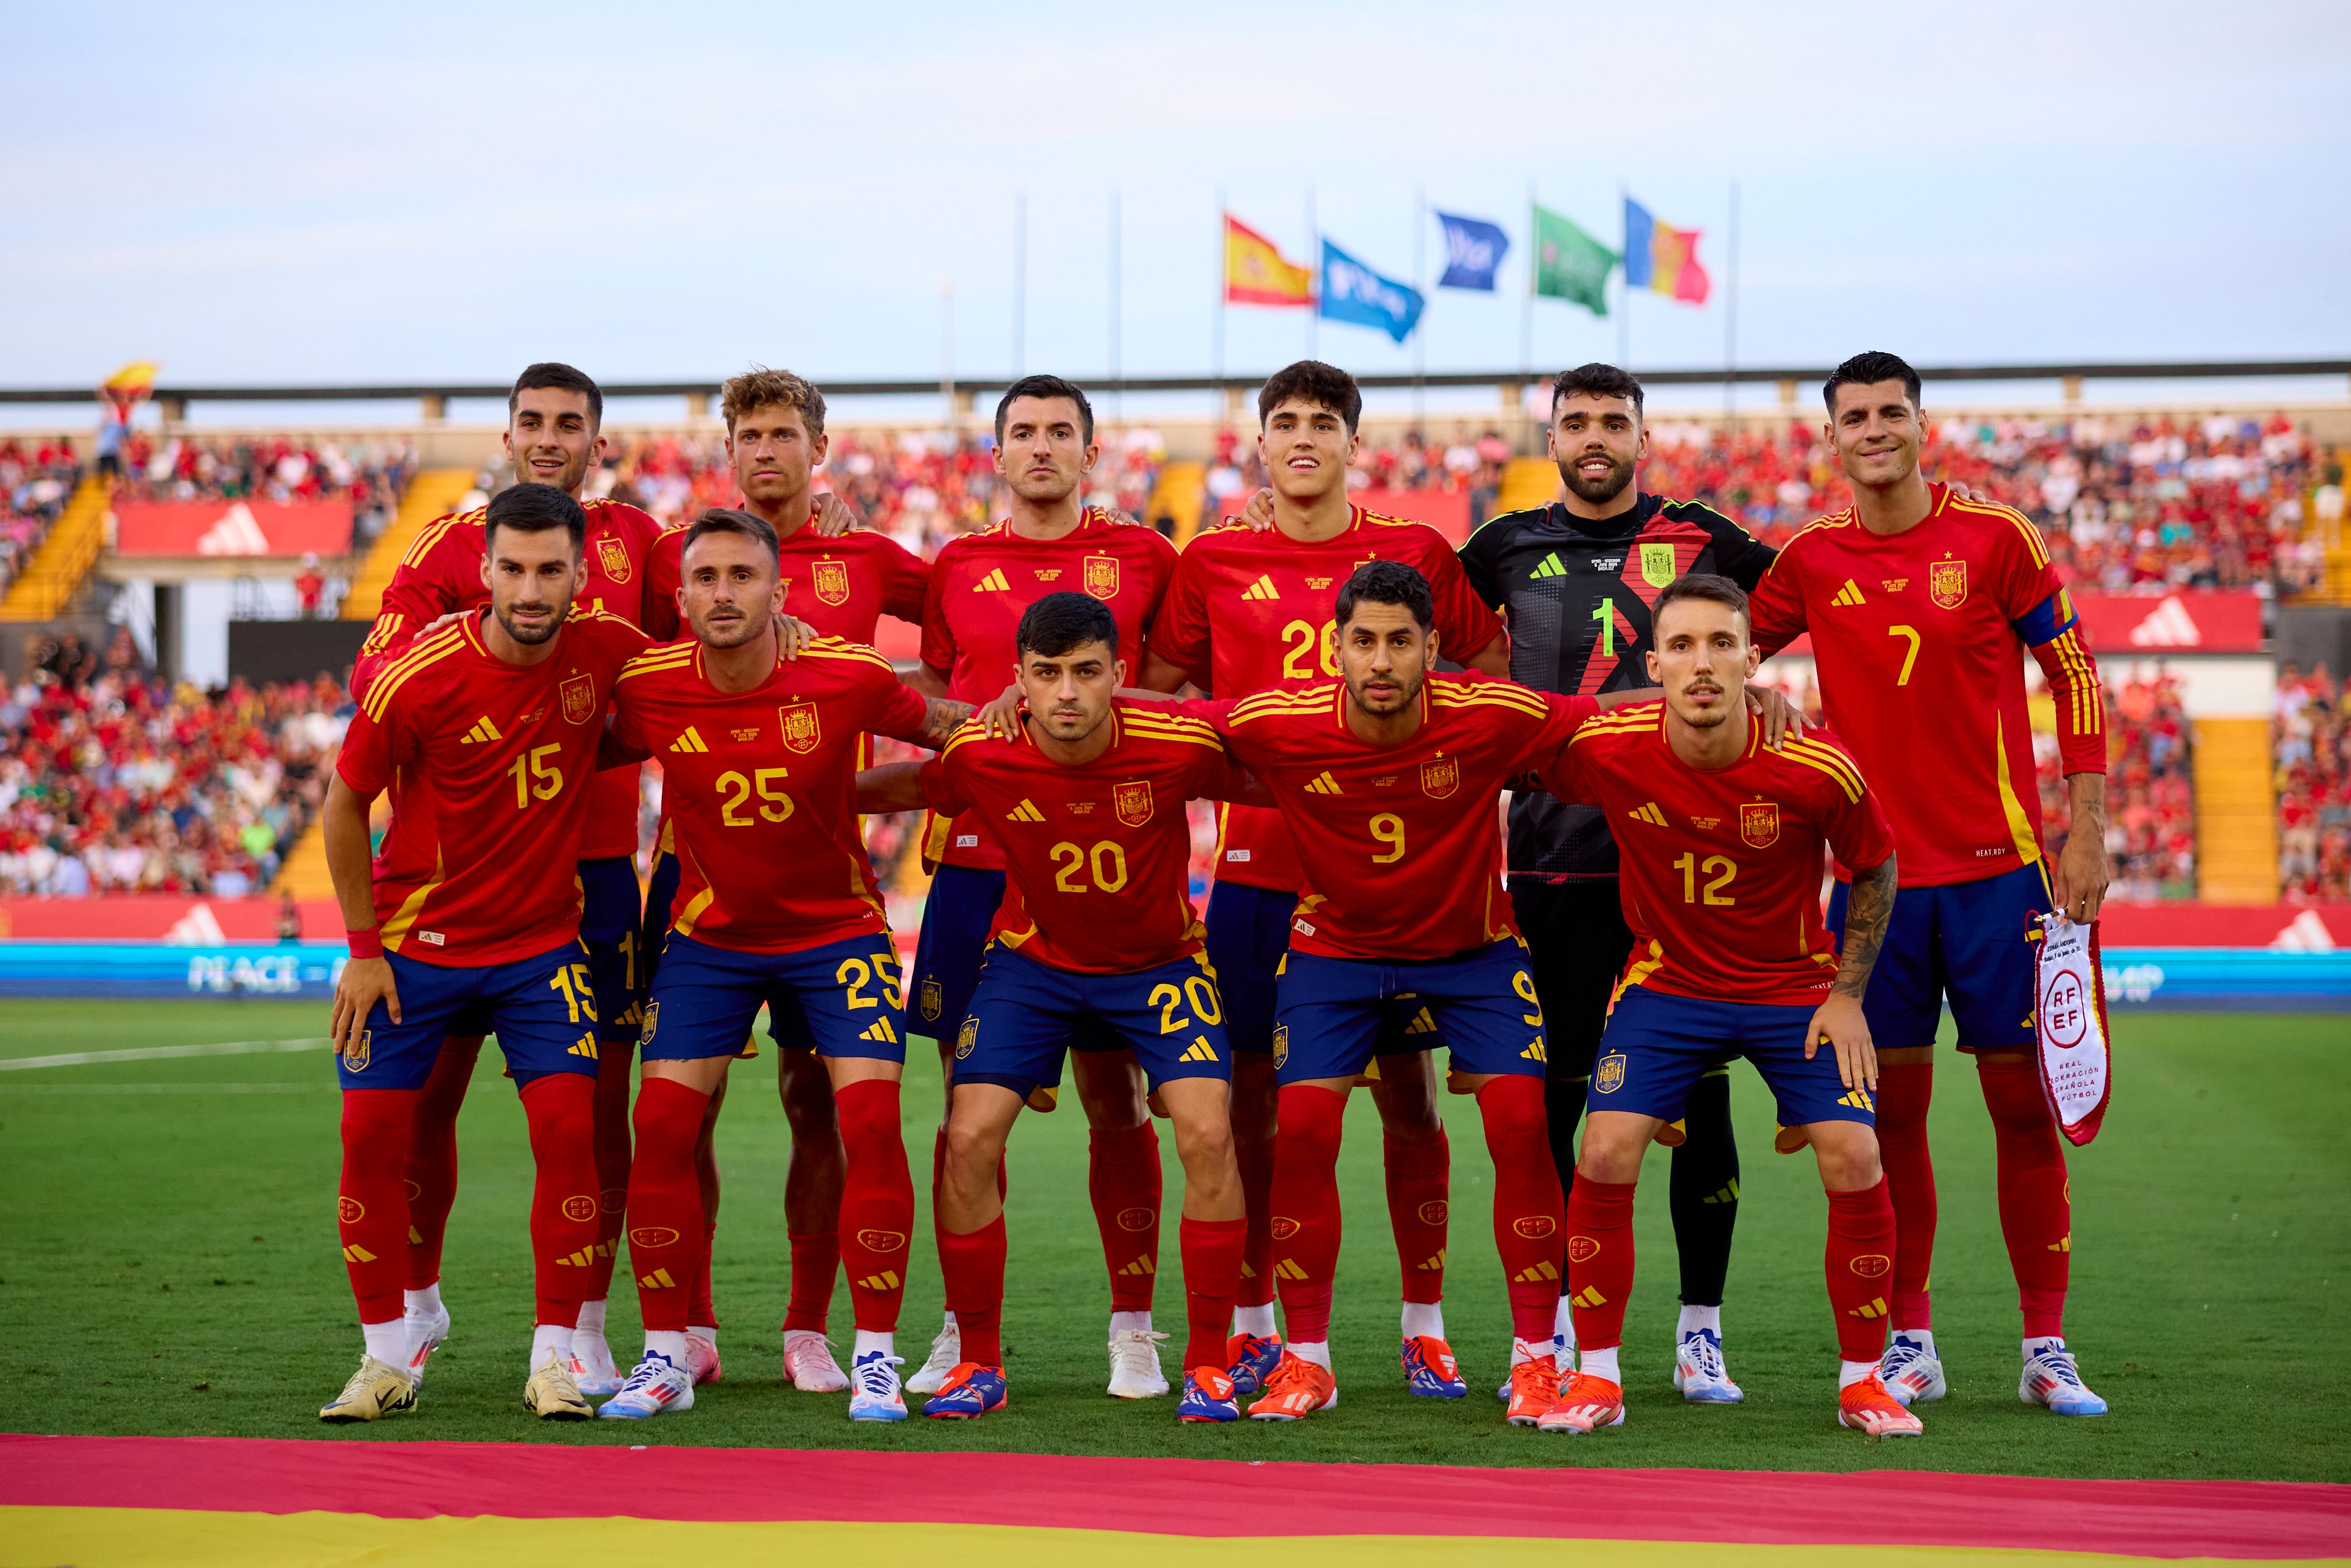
xmin=1434 ymin=212 xmax=1509 ymax=290
xmin=1318 ymin=239 xmax=1425 ymax=343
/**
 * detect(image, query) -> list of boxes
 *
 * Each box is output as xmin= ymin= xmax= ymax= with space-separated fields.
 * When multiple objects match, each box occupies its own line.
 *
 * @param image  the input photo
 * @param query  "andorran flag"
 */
xmin=1623 ymin=197 xmax=1710 ymax=305
xmin=1224 ymin=215 xmax=1315 ymax=307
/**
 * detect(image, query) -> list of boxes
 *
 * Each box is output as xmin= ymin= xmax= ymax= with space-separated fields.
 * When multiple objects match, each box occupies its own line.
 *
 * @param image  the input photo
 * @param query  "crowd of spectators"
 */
xmin=113 ymin=432 xmax=417 ymax=552
xmin=2033 ymin=668 xmax=2198 ymax=903
xmin=0 ymin=638 xmax=348 ymax=899
xmin=2275 ymin=664 xmax=2351 ymax=903
xmin=0 ymin=439 xmax=86 ymax=597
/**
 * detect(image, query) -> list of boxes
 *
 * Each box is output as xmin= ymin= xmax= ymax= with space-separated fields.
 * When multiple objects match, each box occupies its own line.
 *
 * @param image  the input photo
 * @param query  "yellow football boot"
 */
xmin=523 ymin=1355 xmax=594 ymax=1420
xmin=319 ymin=1355 xmax=417 ymax=1423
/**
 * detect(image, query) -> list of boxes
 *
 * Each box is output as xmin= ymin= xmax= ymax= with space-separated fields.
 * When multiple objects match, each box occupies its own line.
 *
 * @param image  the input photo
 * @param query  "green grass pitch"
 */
xmin=0 ymin=999 xmax=2343 ymax=1482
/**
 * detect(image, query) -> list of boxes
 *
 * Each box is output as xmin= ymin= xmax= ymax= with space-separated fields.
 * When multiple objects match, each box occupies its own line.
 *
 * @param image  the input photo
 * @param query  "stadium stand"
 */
xmin=2275 ymin=664 xmax=2351 ymax=903
xmin=2038 ymin=671 xmax=2197 ymax=903
xmin=112 ymin=433 xmax=416 ymax=547
xmin=0 ymin=439 xmax=85 ymax=601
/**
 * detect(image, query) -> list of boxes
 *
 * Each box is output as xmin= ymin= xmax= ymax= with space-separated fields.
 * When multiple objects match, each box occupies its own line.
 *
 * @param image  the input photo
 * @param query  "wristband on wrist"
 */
xmin=346 ymin=927 xmax=384 ymax=961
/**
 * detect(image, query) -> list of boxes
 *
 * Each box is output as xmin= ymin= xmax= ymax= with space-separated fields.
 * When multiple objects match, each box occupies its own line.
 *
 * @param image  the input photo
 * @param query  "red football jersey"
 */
xmin=611 ymin=637 xmax=930 ymax=956
xmin=1199 ymin=675 xmax=1595 ymax=961
xmin=918 ymin=701 xmax=1252 ymax=974
xmin=647 ymin=511 xmax=929 ymax=645
xmin=1748 ymin=483 xmax=2105 ymax=887
xmin=337 ymin=608 xmax=651 ymax=966
xmin=1543 ymin=703 xmax=1895 ymax=1005
xmin=1148 ymin=507 xmax=1506 ymax=894
xmin=353 ymin=497 xmax=669 ymax=862
xmin=917 ymin=509 xmax=1180 ymax=872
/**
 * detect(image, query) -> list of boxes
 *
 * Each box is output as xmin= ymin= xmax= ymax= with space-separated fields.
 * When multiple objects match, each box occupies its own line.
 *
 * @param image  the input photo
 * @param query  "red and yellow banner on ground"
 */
xmin=1224 ymin=215 xmax=1315 ymax=307
xmin=5 ymin=1434 xmax=2347 ymax=1566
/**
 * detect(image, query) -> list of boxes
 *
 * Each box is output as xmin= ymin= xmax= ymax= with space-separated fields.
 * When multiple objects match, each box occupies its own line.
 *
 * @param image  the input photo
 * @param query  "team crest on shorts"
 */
xmin=1419 ymin=753 xmax=1460 ymax=799
xmin=1083 ymin=554 xmax=1120 ymax=600
xmin=561 ymin=672 xmax=597 ymax=725
xmin=920 ymin=978 xmax=942 ymax=1020
xmin=811 ymin=558 xmax=850 ymax=606
xmin=341 ymin=1030 xmax=370 ymax=1073
xmin=1594 ymin=1050 xmax=1626 ymax=1094
xmin=956 ymin=1017 xmax=978 ymax=1059
xmin=1114 ymin=779 xmax=1154 ymax=826
xmin=1739 ymin=801 xmax=1781 ymax=849
xmin=1931 ymin=557 xmax=1969 ymax=609
xmin=778 ymin=701 xmax=822 ymax=753
xmin=595 ymin=535 xmax=633 ymax=583
xmin=1272 ymin=1023 xmax=1289 ymax=1069
xmin=1639 ymin=541 xmax=1679 ymax=589
xmin=638 ymin=1002 xmax=659 ymax=1044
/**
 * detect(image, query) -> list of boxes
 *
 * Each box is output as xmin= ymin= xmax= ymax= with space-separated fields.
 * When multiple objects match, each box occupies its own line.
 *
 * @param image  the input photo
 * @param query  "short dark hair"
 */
xmin=1823 ymin=350 xmax=1921 ymax=413
xmin=1652 ymin=572 xmax=1750 ymax=631
xmin=1016 ymin=591 xmax=1119 ymax=661
xmin=484 ymin=482 xmax=586 ymax=554
xmin=509 ymin=361 xmax=604 ymax=428
xmin=1334 ymin=559 xmax=1434 ymax=632
xmin=1258 ymin=360 xmax=1362 ymax=434
xmin=995 ymin=376 xmax=1094 ymax=445
xmin=681 ymin=507 xmax=779 ymax=566
xmin=1551 ymin=361 xmax=1645 ymax=418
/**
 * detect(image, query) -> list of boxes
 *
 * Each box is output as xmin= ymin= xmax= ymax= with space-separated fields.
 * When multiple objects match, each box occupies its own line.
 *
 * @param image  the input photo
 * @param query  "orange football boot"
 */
xmin=1245 ymin=1353 xmax=1337 ymax=1422
xmin=1504 ymin=1348 xmax=1560 ymax=1426
xmin=1838 ymin=1372 xmax=1924 ymax=1439
xmin=1536 ymin=1370 xmax=1626 ymax=1433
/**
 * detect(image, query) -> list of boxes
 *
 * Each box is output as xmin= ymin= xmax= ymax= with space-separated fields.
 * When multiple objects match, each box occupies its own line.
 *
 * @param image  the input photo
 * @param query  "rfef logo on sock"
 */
xmin=561 ymin=1194 xmax=599 ymax=1223
xmin=629 ymin=1226 xmax=679 ymax=1248
xmin=1566 ymin=1235 xmax=1600 ymax=1263
xmin=1417 ymin=1200 xmax=1448 ymax=1225
xmin=1269 ymin=1215 xmax=1301 ymax=1241
xmin=1512 ymin=1215 xmax=1558 ymax=1239
xmin=1850 ymin=1253 xmax=1891 ymax=1277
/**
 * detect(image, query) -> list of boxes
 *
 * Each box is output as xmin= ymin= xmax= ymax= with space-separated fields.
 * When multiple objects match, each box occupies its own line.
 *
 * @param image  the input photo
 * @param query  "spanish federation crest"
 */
xmin=1930 ymin=557 xmax=1968 ymax=609
xmin=1271 ymin=1023 xmax=1289 ymax=1070
xmin=812 ymin=557 xmax=850 ymax=607
xmin=1114 ymin=779 xmax=1154 ymax=827
xmin=1639 ymin=540 xmax=1679 ymax=589
xmin=1083 ymin=554 xmax=1120 ymax=600
xmin=1594 ymin=1050 xmax=1626 ymax=1094
xmin=595 ymin=535 xmax=633 ymax=583
xmin=560 ymin=672 xmax=597 ymax=725
xmin=778 ymin=701 xmax=821 ymax=754
xmin=341 ymin=1028 xmax=371 ymax=1073
xmin=956 ymin=1017 xmax=979 ymax=1059
xmin=1420 ymin=753 xmax=1460 ymax=799
xmin=920 ymin=977 xmax=943 ymax=1021
xmin=1739 ymin=800 xmax=1781 ymax=849
xmin=638 ymin=1002 xmax=659 ymax=1044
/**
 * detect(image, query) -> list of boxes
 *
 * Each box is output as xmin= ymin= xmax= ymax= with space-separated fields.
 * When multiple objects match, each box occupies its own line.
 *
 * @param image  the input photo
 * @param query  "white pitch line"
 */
xmin=0 ymin=1082 xmax=324 ymax=1094
xmin=0 ymin=1037 xmax=333 ymax=1071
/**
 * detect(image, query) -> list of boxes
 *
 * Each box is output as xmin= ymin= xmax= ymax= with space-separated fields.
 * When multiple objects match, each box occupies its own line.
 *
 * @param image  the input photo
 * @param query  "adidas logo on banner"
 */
xmin=859 ymin=1018 xmax=899 ymax=1044
xmin=196 ymin=501 xmax=273 ymax=556
xmin=164 ymin=902 xmax=228 ymax=946
xmin=2127 ymin=594 xmax=2203 ymax=647
xmin=1178 ymin=1036 xmax=1219 ymax=1063
xmin=1304 ymin=771 xmax=1344 ymax=796
xmin=1627 ymin=802 xmax=1669 ymax=827
xmin=1005 ymin=799 xmax=1047 ymax=822
xmin=2272 ymin=909 xmax=2337 ymax=951
xmin=1241 ymin=574 xmax=1280 ymax=601
xmin=974 ymin=569 xmax=1011 ymax=592
xmin=1831 ymin=579 xmax=1868 ymax=607
xmin=461 ymin=716 xmax=504 ymax=745
xmin=1529 ymin=552 xmax=1570 ymax=579
xmin=668 ymin=726 xmax=709 ymax=753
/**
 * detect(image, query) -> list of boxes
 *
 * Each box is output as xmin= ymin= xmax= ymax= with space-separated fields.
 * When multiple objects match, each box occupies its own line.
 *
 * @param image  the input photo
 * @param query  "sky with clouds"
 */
xmin=4 ymin=0 xmax=2346 ymax=414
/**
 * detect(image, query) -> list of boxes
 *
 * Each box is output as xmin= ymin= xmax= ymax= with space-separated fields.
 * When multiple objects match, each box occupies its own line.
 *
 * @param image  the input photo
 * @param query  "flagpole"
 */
xmin=941 ymin=279 xmax=956 ymax=438
xmin=1724 ymin=180 xmax=1740 ymax=435
xmin=1412 ymin=183 xmax=1426 ymax=436
xmin=1012 ymin=191 xmax=1026 ymax=380
xmin=1521 ymin=182 xmax=1535 ymax=380
xmin=1109 ymin=190 xmax=1123 ymax=425
xmin=1213 ymin=187 xmax=1227 ymax=425
xmin=1305 ymin=183 xmax=1318 ymax=359
xmin=1616 ymin=182 xmax=1630 ymax=371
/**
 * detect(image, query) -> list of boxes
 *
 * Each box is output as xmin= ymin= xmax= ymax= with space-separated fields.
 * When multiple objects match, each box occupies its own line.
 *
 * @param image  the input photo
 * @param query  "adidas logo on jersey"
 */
xmin=668 ymin=726 xmax=709 ymax=754
xmin=1831 ymin=579 xmax=1868 ymax=607
xmin=460 ymin=716 xmax=503 ymax=745
xmin=859 ymin=1018 xmax=899 ymax=1044
xmin=1304 ymin=770 xmax=1344 ymax=796
xmin=1529 ymin=552 xmax=1570 ymax=579
xmin=1627 ymin=801 xmax=1669 ymax=827
xmin=1241 ymin=574 xmax=1280 ymax=601
xmin=974 ymin=568 xmax=1011 ymax=592
xmin=1005 ymin=798 xmax=1047 ymax=823
xmin=1178 ymin=1036 xmax=1219 ymax=1063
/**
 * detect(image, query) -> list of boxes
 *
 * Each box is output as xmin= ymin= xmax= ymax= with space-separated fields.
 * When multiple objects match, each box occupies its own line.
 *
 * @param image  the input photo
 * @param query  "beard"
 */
xmin=494 ymin=604 xmax=561 ymax=646
xmin=1561 ymin=451 xmax=1636 ymax=507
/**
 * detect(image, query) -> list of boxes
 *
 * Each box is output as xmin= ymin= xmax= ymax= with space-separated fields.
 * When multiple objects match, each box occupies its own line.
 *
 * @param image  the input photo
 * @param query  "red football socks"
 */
xmin=783 ymin=1231 xmax=839 ymax=1334
xmin=1179 ymin=1215 xmax=1248 ymax=1372
xmin=690 ymin=1091 xmax=724 ymax=1328
xmin=1979 ymin=1056 xmax=2072 ymax=1339
xmin=1563 ymin=1175 xmax=1636 ymax=1352
xmin=1825 ymin=1176 xmax=1900 ymax=1362
xmin=1270 ymin=1084 xmax=1347 ymax=1343
xmin=518 ymin=1072 xmax=601 ymax=1328
xmin=1479 ymin=1077 xmax=1567 ymax=1343
xmin=1874 ymin=1060 xmax=1937 ymax=1331
xmin=397 ymin=1037 xmax=478 ymax=1288
xmin=1090 ymin=1121 xmax=1163 ymax=1312
xmin=1234 ymin=1134 xmax=1277 ymax=1309
xmin=836 ymin=1078 xmax=915 ymax=1333
xmin=625 ymin=1077 xmax=711 ymax=1333
xmin=583 ymin=1040 xmax=636 ymax=1304
xmin=937 ymin=1215 xmax=1007 ymax=1366
xmin=1384 ymin=1128 xmax=1451 ymax=1305
xmin=339 ymin=1087 xmax=421 ymax=1324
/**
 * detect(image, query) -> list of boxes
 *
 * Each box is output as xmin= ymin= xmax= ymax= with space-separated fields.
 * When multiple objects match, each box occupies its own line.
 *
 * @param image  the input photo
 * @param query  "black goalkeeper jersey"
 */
xmin=1458 ymin=491 xmax=1777 ymax=879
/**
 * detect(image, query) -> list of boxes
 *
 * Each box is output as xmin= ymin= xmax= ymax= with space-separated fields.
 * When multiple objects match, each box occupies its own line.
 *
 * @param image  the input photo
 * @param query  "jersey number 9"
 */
xmin=1369 ymin=812 xmax=1406 ymax=864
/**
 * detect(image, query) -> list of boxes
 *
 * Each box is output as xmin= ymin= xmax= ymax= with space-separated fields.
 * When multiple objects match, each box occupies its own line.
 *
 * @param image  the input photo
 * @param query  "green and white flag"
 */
xmin=1532 ymin=203 xmax=1616 ymax=317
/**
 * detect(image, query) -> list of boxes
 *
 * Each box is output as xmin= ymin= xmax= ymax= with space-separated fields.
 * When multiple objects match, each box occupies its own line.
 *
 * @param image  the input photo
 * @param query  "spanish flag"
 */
xmin=1224 ymin=215 xmax=1315 ymax=307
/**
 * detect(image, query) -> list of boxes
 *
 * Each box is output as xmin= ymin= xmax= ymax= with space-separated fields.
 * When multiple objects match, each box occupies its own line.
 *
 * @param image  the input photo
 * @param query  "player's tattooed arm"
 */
xmin=1807 ymin=853 xmax=1895 ymax=1093
xmin=916 ymin=698 xmax=976 ymax=749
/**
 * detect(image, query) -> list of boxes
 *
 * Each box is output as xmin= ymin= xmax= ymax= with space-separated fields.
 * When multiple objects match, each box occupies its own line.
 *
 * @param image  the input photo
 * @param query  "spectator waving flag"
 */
xmin=1319 ymin=239 xmax=1425 ymax=343
xmin=1623 ymin=197 xmax=1710 ymax=304
xmin=1435 ymin=212 xmax=1509 ymax=290
xmin=1224 ymin=215 xmax=1315 ymax=307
